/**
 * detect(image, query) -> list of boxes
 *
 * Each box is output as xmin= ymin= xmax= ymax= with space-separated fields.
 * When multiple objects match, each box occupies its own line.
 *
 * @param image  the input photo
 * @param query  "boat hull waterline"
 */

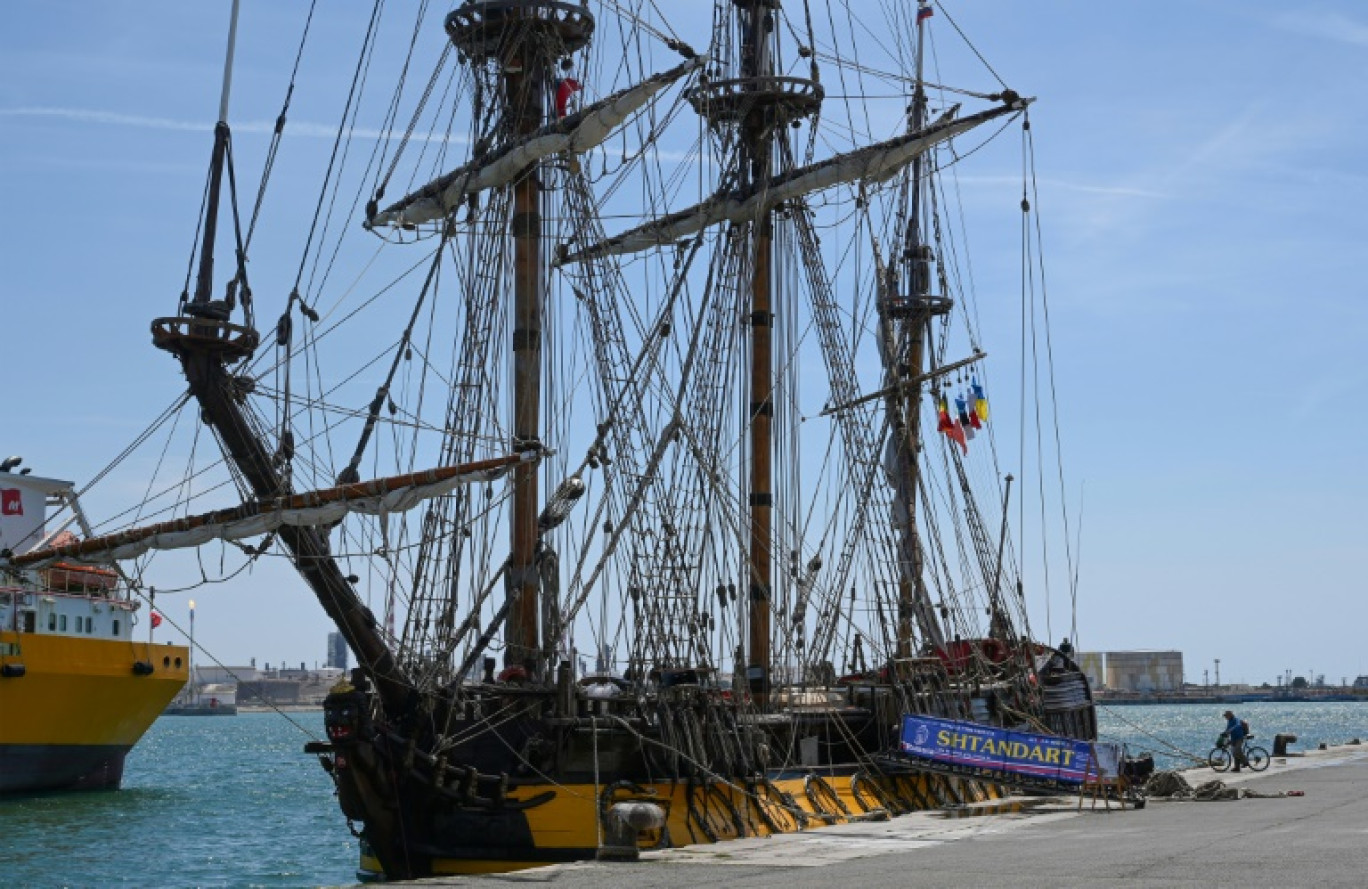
xmin=0 ymin=631 xmax=188 ymax=793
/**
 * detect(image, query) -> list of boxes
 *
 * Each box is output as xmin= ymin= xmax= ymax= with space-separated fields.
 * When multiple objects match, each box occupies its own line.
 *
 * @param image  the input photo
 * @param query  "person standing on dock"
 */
xmin=1224 ymin=710 xmax=1250 ymax=771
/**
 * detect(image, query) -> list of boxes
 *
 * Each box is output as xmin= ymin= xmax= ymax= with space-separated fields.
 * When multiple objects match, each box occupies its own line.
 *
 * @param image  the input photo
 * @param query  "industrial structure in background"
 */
xmin=1083 ymin=650 xmax=1368 ymax=703
xmin=325 ymin=632 xmax=348 ymax=672
xmin=1077 ymin=650 xmax=1183 ymax=694
xmin=1096 ymin=650 xmax=1185 ymax=693
xmin=175 ymin=642 xmax=348 ymax=710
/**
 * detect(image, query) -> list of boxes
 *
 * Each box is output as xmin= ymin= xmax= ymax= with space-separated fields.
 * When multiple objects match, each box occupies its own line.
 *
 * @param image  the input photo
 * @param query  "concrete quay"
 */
xmin=398 ymin=744 xmax=1368 ymax=889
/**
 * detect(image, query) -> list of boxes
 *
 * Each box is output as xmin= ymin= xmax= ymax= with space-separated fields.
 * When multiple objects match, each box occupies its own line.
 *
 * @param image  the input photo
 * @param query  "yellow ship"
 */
xmin=0 ymin=463 xmax=188 ymax=793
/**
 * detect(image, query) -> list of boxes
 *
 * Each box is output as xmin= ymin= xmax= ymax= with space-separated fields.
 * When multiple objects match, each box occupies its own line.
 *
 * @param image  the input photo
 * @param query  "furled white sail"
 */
xmin=558 ymin=99 xmax=1029 ymax=264
xmin=4 ymin=454 xmax=535 ymax=568
xmin=367 ymin=56 xmax=706 ymax=230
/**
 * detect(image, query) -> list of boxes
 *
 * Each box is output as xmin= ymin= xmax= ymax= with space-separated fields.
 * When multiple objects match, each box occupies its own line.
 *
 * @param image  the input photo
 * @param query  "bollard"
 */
xmin=1273 ymin=733 xmax=1297 ymax=756
xmin=598 ymin=801 xmax=666 ymax=862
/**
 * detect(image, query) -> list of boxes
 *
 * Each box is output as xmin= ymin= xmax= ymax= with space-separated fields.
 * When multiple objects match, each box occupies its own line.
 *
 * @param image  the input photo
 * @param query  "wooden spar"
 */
xmin=367 ymin=57 xmax=702 ymax=230
xmin=819 ymin=351 xmax=987 ymax=417
xmin=7 ymin=454 xmax=528 ymax=568
xmin=555 ymin=105 xmax=1026 ymax=266
xmin=505 ymin=12 xmax=546 ymax=673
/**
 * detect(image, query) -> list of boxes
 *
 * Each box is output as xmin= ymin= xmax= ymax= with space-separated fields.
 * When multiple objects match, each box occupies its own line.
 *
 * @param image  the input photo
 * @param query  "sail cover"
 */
xmin=558 ymin=99 xmax=1029 ymax=264
xmin=367 ymin=56 xmax=706 ymax=230
xmin=4 ymin=454 xmax=534 ymax=568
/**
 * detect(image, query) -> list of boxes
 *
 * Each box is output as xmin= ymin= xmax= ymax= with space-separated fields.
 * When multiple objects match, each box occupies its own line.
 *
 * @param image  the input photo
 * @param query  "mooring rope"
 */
xmin=1099 ymin=704 xmax=1209 ymax=766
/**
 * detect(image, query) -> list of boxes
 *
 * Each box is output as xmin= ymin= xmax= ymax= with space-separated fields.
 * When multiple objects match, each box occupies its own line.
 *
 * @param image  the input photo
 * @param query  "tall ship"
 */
xmin=0 ymin=460 xmax=189 ymax=793
xmin=9 ymin=0 xmax=1095 ymax=877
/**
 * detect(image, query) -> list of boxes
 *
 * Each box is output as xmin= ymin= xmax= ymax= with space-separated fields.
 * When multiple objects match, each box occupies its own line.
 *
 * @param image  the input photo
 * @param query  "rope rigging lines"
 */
xmin=40 ymin=2 xmax=1089 ymax=743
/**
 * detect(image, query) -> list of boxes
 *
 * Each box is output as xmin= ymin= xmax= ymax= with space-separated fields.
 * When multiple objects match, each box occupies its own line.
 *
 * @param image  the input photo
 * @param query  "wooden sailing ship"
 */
xmin=7 ymin=0 xmax=1096 ymax=877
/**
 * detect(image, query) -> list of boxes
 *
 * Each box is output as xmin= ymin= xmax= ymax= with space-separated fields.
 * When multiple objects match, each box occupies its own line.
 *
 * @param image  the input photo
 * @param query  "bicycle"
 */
xmin=1208 ymin=732 xmax=1269 ymax=772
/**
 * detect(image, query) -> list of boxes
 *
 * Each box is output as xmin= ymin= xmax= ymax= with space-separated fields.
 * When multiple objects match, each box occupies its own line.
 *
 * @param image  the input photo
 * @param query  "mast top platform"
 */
xmin=688 ymin=76 xmax=822 ymax=132
xmin=151 ymin=311 xmax=259 ymax=364
xmin=878 ymin=293 xmax=953 ymax=320
xmin=446 ymin=0 xmax=594 ymax=62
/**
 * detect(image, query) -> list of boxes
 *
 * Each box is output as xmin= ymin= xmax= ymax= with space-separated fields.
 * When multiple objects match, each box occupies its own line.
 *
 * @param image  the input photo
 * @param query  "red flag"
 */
xmin=554 ymin=78 xmax=582 ymax=118
xmin=150 ymin=611 xmax=163 ymax=628
xmin=936 ymin=396 xmax=955 ymax=433
xmin=936 ymin=396 xmax=968 ymax=455
xmin=947 ymin=418 xmax=968 ymax=455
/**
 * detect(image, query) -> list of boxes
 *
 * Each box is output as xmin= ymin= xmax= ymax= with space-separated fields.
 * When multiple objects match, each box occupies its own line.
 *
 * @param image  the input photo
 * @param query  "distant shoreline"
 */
xmin=237 ymin=704 xmax=325 ymax=713
xmin=1096 ymin=694 xmax=1367 ymax=706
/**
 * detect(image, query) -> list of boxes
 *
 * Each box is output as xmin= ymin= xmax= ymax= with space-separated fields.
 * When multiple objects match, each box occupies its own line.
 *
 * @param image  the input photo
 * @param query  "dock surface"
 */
xmin=387 ymin=744 xmax=1368 ymax=888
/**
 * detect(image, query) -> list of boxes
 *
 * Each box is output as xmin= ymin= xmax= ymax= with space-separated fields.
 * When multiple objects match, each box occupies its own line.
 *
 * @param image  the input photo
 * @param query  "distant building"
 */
xmin=196 ymin=665 xmax=260 ymax=684
xmin=238 ymin=678 xmax=303 ymax=706
xmin=1077 ymin=652 xmax=1105 ymax=690
xmin=327 ymin=631 xmax=349 ymax=671
xmin=1076 ymin=651 xmax=1185 ymax=692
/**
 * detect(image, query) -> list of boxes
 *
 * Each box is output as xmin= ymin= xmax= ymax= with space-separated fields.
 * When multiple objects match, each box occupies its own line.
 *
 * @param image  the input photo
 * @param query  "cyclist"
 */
xmin=1223 ymin=710 xmax=1249 ymax=772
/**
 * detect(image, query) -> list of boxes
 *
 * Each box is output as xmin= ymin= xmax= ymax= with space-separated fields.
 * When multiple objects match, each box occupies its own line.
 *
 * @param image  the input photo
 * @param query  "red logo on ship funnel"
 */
xmin=1 ymin=489 xmax=22 ymax=516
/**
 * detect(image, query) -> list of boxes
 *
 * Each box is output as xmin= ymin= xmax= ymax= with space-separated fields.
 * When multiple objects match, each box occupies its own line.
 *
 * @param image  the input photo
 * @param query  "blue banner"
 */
xmin=899 ymin=714 xmax=1094 ymax=785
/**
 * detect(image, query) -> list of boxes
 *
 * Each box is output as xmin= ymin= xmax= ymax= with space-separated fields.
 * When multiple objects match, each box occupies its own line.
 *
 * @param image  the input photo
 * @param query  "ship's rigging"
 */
xmin=5 ymin=1 xmax=1094 ymax=878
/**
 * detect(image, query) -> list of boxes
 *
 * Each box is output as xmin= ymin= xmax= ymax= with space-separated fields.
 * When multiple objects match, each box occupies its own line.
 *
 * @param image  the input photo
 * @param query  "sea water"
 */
xmin=1096 ymin=700 xmax=1368 ymax=769
xmin=0 ymin=711 xmax=355 ymax=888
xmin=2 ymin=703 xmax=1365 ymax=888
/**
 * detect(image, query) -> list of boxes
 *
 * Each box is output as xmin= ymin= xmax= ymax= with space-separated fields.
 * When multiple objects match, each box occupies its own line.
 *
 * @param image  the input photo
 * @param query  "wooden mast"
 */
xmin=741 ymin=0 xmax=775 ymax=704
xmin=444 ymin=2 xmax=595 ymax=678
xmin=891 ymin=1 xmax=947 ymax=658
xmin=678 ymin=0 xmax=820 ymax=703
xmin=190 ymin=0 xmax=238 ymax=309
xmin=505 ymin=15 xmax=546 ymax=675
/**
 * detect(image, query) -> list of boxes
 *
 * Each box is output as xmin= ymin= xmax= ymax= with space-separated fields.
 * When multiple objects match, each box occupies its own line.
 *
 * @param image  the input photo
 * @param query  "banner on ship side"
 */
xmin=899 ymin=714 xmax=1094 ymax=785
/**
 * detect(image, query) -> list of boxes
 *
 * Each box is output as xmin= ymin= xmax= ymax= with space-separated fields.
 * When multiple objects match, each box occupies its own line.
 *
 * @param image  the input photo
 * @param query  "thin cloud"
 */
xmin=1272 ymin=10 xmax=1368 ymax=47
xmin=0 ymin=106 xmax=468 ymax=144
xmin=955 ymin=174 xmax=1169 ymax=200
xmin=1 ymin=107 xmax=205 ymax=132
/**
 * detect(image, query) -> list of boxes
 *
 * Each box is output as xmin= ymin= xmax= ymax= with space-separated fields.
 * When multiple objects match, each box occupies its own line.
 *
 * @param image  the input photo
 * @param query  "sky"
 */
xmin=2 ymin=1 xmax=1366 ymax=688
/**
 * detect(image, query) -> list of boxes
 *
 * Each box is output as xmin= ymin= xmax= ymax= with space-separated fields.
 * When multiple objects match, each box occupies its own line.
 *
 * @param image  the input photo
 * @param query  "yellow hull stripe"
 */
xmin=423 ymin=771 xmax=996 ymax=875
xmin=0 ymin=632 xmax=188 ymax=746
